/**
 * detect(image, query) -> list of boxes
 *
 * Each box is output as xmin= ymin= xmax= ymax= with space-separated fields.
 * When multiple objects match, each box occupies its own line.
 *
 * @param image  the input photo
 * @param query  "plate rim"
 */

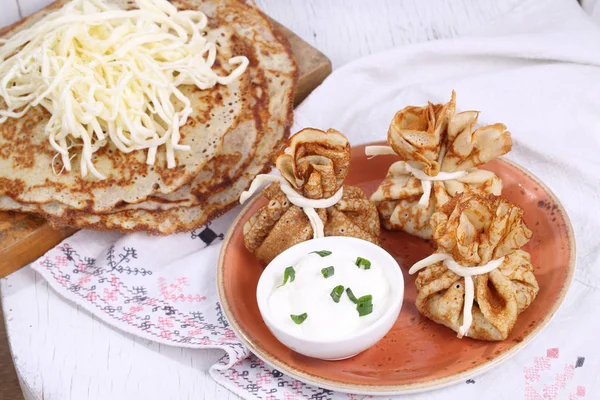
xmin=216 ymin=146 xmax=577 ymax=395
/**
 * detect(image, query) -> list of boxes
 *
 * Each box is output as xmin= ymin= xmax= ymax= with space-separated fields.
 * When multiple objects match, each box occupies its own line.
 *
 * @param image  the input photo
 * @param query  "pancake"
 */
xmin=1 ymin=0 xmax=298 ymax=234
xmin=0 ymin=0 xmax=251 ymax=212
xmin=105 ymin=0 xmax=290 ymax=212
xmin=107 ymin=28 xmax=270 ymax=212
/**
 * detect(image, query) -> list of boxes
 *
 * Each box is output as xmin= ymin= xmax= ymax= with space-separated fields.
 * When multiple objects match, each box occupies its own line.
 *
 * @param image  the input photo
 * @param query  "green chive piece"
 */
xmin=330 ymin=285 xmax=344 ymax=303
xmin=346 ymin=287 xmax=358 ymax=304
xmin=357 ymin=294 xmax=373 ymax=303
xmin=357 ymin=302 xmax=373 ymax=316
xmin=311 ymin=250 xmax=332 ymax=257
xmin=290 ymin=313 xmax=308 ymax=324
xmin=355 ymin=257 xmax=371 ymax=270
xmin=356 ymin=294 xmax=373 ymax=317
xmin=278 ymin=266 xmax=295 ymax=287
xmin=321 ymin=266 xmax=335 ymax=278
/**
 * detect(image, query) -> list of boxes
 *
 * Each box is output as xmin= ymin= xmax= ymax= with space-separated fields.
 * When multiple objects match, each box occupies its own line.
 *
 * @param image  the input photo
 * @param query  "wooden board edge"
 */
xmin=270 ymin=19 xmax=332 ymax=105
xmin=0 ymin=223 xmax=76 ymax=278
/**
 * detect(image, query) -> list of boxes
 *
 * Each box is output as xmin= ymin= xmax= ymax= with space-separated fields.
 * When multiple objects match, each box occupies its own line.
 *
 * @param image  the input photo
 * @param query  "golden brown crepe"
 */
xmin=371 ymin=92 xmax=512 ymax=239
xmin=0 ymin=0 xmax=249 ymax=212
xmin=243 ymin=128 xmax=380 ymax=264
xmin=413 ymin=192 xmax=539 ymax=341
xmin=0 ymin=0 xmax=298 ymax=234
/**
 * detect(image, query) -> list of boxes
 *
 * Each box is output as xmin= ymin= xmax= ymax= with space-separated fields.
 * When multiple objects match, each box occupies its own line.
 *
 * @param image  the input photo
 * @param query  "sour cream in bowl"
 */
xmin=256 ymin=237 xmax=404 ymax=360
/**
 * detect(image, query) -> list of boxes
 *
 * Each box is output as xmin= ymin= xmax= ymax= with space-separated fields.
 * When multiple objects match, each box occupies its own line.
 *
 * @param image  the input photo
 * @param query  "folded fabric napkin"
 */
xmin=31 ymin=0 xmax=600 ymax=398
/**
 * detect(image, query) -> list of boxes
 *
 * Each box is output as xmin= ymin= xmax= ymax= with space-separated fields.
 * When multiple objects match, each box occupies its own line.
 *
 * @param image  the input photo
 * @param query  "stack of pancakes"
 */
xmin=0 ymin=0 xmax=297 ymax=234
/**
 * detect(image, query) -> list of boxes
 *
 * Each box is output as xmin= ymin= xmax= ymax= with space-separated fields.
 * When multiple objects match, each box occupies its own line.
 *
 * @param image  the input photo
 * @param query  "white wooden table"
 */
xmin=0 ymin=1 xmax=591 ymax=399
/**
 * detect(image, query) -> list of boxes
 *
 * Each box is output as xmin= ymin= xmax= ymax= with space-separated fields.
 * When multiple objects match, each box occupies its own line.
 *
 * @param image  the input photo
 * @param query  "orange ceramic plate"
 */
xmin=217 ymin=143 xmax=576 ymax=394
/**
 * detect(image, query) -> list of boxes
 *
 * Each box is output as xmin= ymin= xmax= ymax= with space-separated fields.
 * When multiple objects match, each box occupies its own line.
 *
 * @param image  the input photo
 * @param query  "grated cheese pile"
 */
xmin=0 ymin=0 xmax=249 ymax=179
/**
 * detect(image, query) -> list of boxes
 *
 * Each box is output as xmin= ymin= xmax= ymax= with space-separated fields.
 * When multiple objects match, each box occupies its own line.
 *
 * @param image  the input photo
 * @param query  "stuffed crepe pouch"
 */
xmin=243 ymin=128 xmax=380 ymax=264
xmin=412 ymin=192 xmax=539 ymax=341
xmin=371 ymin=92 xmax=512 ymax=239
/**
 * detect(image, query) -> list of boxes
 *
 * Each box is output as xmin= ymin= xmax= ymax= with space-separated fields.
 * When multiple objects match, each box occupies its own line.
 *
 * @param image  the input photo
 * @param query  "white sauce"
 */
xmin=268 ymin=251 xmax=391 ymax=341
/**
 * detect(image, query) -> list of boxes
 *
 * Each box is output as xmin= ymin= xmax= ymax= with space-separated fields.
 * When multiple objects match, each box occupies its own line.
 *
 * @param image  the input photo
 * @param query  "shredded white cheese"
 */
xmin=0 ymin=0 xmax=249 ymax=179
xmin=365 ymin=145 xmax=396 ymax=158
xmin=409 ymin=253 xmax=506 ymax=338
xmin=240 ymin=174 xmax=343 ymax=238
xmin=365 ymin=145 xmax=467 ymax=207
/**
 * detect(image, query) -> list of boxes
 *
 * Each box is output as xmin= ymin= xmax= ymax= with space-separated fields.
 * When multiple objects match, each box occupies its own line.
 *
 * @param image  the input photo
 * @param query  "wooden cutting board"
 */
xmin=0 ymin=18 xmax=332 ymax=279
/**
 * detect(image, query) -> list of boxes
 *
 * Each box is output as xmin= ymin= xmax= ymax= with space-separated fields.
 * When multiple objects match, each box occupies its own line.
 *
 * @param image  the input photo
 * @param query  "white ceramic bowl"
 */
xmin=256 ymin=236 xmax=404 ymax=360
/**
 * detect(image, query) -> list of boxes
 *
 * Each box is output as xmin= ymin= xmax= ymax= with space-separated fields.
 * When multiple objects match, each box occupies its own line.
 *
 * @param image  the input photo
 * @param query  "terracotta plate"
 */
xmin=217 ymin=143 xmax=576 ymax=394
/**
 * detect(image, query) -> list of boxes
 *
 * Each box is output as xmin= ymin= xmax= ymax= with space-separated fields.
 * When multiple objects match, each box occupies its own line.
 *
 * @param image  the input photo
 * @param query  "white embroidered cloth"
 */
xmin=27 ymin=0 xmax=600 ymax=398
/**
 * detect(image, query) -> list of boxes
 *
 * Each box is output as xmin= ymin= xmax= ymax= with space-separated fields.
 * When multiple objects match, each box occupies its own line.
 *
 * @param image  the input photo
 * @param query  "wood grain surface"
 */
xmin=0 ymin=304 xmax=22 ymax=400
xmin=0 ymin=11 xmax=331 ymax=280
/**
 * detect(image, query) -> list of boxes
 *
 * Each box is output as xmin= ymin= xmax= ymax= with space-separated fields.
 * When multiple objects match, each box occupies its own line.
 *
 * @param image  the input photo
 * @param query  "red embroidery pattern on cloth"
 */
xmin=228 ymin=369 xmax=241 ymax=383
xmin=524 ymin=348 xmax=586 ymax=400
xmin=524 ymin=350 xmax=555 ymax=383
xmin=525 ymin=385 xmax=544 ymax=400
xmin=160 ymin=331 xmax=172 ymax=339
xmin=158 ymin=277 xmax=207 ymax=303
xmin=570 ymin=386 xmax=587 ymax=400
xmin=129 ymin=305 xmax=143 ymax=313
xmin=547 ymin=348 xmax=560 ymax=359
xmin=37 ymin=243 xmax=246 ymax=355
xmin=77 ymin=274 xmax=92 ymax=286
xmin=55 ymin=255 xmax=69 ymax=268
xmin=255 ymin=371 xmax=272 ymax=385
xmin=216 ymin=352 xmax=342 ymax=399
xmin=219 ymin=328 xmax=237 ymax=344
xmin=544 ymin=364 xmax=576 ymax=399
xmin=187 ymin=327 xmax=204 ymax=336
xmin=290 ymin=380 xmax=303 ymax=392
xmin=158 ymin=317 xmax=174 ymax=329
xmin=102 ymin=277 xmax=121 ymax=302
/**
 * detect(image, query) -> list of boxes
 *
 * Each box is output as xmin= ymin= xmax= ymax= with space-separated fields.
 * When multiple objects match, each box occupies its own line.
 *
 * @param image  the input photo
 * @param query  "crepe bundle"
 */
xmin=0 ymin=0 xmax=297 ymax=234
xmin=409 ymin=192 xmax=539 ymax=341
xmin=369 ymin=92 xmax=513 ymax=239
xmin=242 ymin=128 xmax=380 ymax=264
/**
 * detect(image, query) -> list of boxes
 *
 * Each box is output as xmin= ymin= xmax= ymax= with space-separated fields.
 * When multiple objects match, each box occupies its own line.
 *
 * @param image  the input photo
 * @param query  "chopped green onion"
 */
xmin=357 ymin=302 xmax=373 ymax=316
xmin=356 ymin=294 xmax=373 ymax=317
xmin=357 ymin=294 xmax=373 ymax=303
xmin=346 ymin=287 xmax=358 ymax=304
xmin=290 ymin=313 xmax=308 ymax=324
xmin=347 ymin=288 xmax=374 ymax=316
xmin=311 ymin=250 xmax=332 ymax=257
xmin=330 ymin=285 xmax=344 ymax=303
xmin=278 ymin=266 xmax=295 ymax=287
xmin=321 ymin=266 xmax=335 ymax=278
xmin=355 ymin=257 xmax=371 ymax=270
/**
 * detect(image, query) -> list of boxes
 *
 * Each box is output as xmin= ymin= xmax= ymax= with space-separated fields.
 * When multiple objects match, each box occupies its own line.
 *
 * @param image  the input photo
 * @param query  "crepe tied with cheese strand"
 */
xmin=0 ymin=0 xmax=298 ymax=234
xmin=0 ymin=0 xmax=251 ymax=213
xmin=371 ymin=92 xmax=512 ymax=239
xmin=243 ymin=128 xmax=380 ymax=265
xmin=414 ymin=192 xmax=539 ymax=341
